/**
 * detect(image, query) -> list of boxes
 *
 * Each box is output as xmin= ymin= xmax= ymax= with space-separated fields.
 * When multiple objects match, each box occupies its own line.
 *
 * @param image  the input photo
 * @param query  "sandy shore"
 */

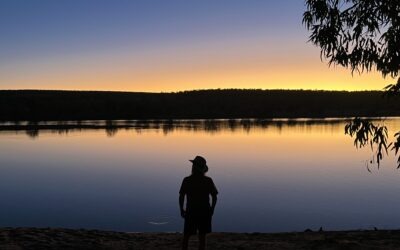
xmin=1 ymin=227 xmax=400 ymax=250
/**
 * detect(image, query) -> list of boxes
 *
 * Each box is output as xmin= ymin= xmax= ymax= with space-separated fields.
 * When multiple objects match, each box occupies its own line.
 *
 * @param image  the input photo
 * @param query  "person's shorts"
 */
xmin=184 ymin=214 xmax=212 ymax=235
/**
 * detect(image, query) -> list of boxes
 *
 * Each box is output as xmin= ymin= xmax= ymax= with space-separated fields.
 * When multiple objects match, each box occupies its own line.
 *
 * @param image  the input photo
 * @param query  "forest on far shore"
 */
xmin=0 ymin=89 xmax=399 ymax=121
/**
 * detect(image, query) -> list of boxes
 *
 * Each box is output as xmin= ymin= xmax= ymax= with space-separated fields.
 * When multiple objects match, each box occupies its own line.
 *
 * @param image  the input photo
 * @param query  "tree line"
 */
xmin=0 ymin=89 xmax=399 ymax=121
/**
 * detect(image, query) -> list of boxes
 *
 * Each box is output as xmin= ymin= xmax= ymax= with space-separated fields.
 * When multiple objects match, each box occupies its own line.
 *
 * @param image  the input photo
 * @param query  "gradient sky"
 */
xmin=0 ymin=0 xmax=394 ymax=92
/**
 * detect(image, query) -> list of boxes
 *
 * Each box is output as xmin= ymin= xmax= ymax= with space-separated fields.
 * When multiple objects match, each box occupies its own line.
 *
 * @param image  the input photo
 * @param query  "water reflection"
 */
xmin=0 ymin=118 xmax=389 ymax=138
xmin=1 ymin=118 xmax=400 ymax=232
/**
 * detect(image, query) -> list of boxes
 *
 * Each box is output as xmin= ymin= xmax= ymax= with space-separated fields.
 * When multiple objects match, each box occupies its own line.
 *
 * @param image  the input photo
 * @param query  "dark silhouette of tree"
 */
xmin=1 ymin=90 xmax=399 ymax=121
xmin=303 ymin=0 xmax=400 ymax=168
xmin=303 ymin=0 xmax=399 ymax=78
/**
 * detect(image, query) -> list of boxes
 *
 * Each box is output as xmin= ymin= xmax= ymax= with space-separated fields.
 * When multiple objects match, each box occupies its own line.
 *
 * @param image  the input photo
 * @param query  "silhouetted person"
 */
xmin=179 ymin=156 xmax=218 ymax=250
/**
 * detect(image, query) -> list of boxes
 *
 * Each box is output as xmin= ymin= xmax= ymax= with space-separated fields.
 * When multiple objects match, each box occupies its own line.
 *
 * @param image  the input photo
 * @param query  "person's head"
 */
xmin=189 ymin=155 xmax=208 ymax=176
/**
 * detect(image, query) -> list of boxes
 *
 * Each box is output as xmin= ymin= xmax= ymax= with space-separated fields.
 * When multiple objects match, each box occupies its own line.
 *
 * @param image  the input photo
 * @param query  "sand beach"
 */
xmin=1 ymin=227 xmax=400 ymax=250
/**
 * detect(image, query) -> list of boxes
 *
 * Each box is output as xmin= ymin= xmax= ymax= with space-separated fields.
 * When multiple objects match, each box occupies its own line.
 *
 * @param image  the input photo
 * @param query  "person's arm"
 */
xmin=179 ymin=194 xmax=186 ymax=218
xmin=179 ymin=178 xmax=187 ymax=218
xmin=209 ymin=178 xmax=218 ymax=216
xmin=210 ymin=194 xmax=217 ymax=216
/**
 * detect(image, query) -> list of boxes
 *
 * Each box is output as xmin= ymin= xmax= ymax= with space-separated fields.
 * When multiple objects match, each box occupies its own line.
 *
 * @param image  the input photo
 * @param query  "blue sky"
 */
xmin=0 ymin=0 xmax=389 ymax=91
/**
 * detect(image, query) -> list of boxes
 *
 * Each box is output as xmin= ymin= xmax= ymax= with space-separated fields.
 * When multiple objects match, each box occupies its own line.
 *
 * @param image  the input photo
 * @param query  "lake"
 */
xmin=1 ymin=118 xmax=400 ymax=233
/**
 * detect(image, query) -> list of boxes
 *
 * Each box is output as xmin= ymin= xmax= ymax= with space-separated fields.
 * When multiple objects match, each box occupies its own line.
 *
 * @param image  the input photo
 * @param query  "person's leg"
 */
xmin=198 ymin=234 xmax=206 ymax=250
xmin=182 ymin=233 xmax=190 ymax=250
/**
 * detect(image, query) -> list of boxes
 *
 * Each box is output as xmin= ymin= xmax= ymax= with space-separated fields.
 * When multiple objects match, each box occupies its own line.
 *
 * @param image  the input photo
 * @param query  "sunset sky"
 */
xmin=0 ymin=0 xmax=394 ymax=92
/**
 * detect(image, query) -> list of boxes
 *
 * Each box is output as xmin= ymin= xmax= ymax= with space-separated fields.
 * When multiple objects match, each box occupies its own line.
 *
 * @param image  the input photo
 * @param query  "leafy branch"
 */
xmin=304 ymin=0 xmax=400 ymax=169
xmin=345 ymin=117 xmax=400 ymax=169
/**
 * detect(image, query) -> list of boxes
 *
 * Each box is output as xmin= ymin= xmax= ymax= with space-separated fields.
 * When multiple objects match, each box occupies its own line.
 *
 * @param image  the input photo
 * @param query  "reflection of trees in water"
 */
xmin=26 ymin=129 xmax=39 ymax=138
xmin=204 ymin=119 xmax=219 ymax=133
xmin=0 ymin=118 xmax=369 ymax=138
xmin=162 ymin=120 xmax=174 ymax=135
xmin=105 ymin=120 xmax=118 ymax=137
xmin=25 ymin=121 xmax=39 ymax=139
xmin=240 ymin=119 xmax=251 ymax=133
xmin=228 ymin=119 xmax=236 ymax=131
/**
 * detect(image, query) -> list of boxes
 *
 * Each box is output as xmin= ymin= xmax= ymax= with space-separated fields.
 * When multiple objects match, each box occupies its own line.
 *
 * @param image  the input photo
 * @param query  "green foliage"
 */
xmin=303 ymin=0 xmax=400 ymax=78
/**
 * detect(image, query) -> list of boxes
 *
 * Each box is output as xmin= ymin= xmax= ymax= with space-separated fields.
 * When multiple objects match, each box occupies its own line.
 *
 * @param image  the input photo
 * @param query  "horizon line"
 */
xmin=0 ymin=87 xmax=385 ymax=94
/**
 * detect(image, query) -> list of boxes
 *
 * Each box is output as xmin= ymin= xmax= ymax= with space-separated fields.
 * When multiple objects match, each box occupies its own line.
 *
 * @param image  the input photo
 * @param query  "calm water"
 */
xmin=1 ymin=118 xmax=400 ymax=232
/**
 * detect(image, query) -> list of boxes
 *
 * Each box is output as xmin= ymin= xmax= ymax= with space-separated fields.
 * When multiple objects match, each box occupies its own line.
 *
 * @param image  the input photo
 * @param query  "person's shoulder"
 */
xmin=204 ymin=176 xmax=214 ymax=181
xmin=183 ymin=176 xmax=191 ymax=181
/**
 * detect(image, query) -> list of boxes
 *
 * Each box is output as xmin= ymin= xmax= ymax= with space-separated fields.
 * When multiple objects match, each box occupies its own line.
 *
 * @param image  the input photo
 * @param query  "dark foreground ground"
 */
xmin=1 ymin=228 xmax=400 ymax=250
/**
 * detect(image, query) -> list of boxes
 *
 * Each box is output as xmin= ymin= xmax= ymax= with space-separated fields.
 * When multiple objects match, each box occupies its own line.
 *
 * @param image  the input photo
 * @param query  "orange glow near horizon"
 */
xmin=1 ymin=1 xmax=396 ymax=93
xmin=0 ymin=38 xmax=394 ymax=92
xmin=2 ymin=65 xmax=390 ymax=93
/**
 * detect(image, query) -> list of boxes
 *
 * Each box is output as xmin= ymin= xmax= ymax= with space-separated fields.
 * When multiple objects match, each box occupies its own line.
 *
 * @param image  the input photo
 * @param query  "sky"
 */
xmin=0 ymin=0 xmax=394 ymax=92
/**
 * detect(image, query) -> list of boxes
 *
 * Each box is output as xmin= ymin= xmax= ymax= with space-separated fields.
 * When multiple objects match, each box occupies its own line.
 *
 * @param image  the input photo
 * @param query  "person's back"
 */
xmin=181 ymin=174 xmax=217 ymax=216
xmin=179 ymin=156 xmax=218 ymax=250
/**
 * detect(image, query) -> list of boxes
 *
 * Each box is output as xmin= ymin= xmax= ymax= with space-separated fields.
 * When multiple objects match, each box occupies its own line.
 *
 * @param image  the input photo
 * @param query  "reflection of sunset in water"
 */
xmin=1 ymin=118 xmax=400 ymax=232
